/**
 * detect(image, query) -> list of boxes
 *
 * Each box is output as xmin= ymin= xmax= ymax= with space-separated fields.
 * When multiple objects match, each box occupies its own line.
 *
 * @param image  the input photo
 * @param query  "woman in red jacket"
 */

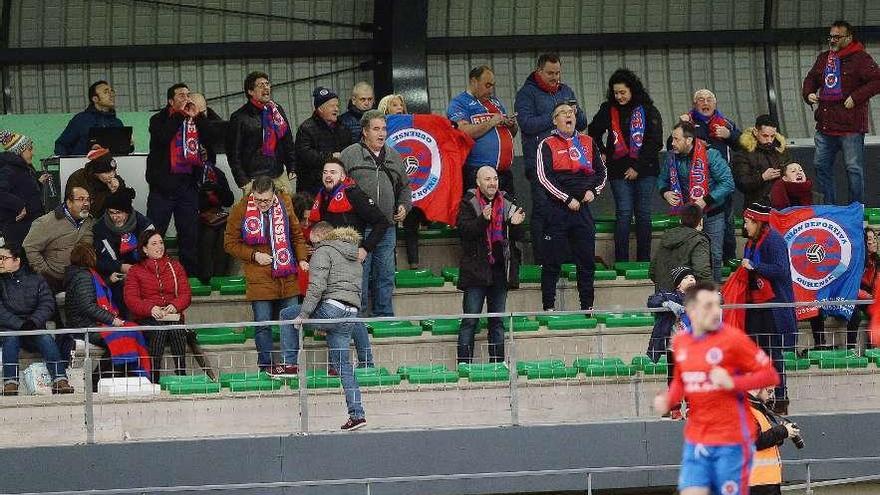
xmin=124 ymin=229 xmax=192 ymax=382
xmin=847 ymin=228 xmax=879 ymax=350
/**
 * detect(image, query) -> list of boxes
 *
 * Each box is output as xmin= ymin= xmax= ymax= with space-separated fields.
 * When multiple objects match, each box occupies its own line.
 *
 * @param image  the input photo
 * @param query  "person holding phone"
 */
xmin=447 ymin=65 xmax=519 ymax=198
xmin=455 ymin=166 xmax=525 ymax=364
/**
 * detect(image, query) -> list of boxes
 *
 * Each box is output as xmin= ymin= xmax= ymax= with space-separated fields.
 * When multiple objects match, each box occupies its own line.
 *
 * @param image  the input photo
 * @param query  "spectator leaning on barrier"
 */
xmin=227 ymin=71 xmax=297 ymax=195
xmin=536 ymin=102 xmax=606 ymax=312
xmin=307 ymin=157 xmax=389 ymax=367
xmin=515 ymin=53 xmax=588 ymax=265
xmin=123 ymin=229 xmax=192 ymax=383
xmin=649 ymin=204 xmax=712 ymax=293
xmin=294 ymin=87 xmax=353 ymax=194
xmin=340 ymin=110 xmax=411 ymax=317
xmin=145 ymin=83 xmax=208 ymax=276
xmin=732 ymin=114 xmax=790 ymax=207
xmin=0 ymin=130 xmax=47 ymax=248
xmin=66 ymin=146 xmax=126 ymax=218
xmin=588 ymin=68 xmax=663 ymax=262
xmin=448 ymin=65 xmax=519 ymax=197
xmin=23 ymin=184 xmax=95 ymax=293
xmin=54 ymin=80 xmax=126 ymax=157
xmin=93 ymin=187 xmax=154 ymax=317
xmin=339 ymin=82 xmax=375 ymax=144
xmin=456 ymin=166 xmax=525 ymax=364
xmin=0 ymin=242 xmax=73 ymax=396
xmin=224 ymin=175 xmax=309 ymax=378
xmin=285 ymin=222 xmax=367 ymax=432
xmin=658 ymin=121 xmax=734 ymax=282
xmin=749 ymin=385 xmax=801 ymax=495
xmin=803 ymin=20 xmax=880 ymax=205
xmin=646 ymin=265 xmax=694 ymax=364
xmin=742 ymin=203 xmax=796 ymax=415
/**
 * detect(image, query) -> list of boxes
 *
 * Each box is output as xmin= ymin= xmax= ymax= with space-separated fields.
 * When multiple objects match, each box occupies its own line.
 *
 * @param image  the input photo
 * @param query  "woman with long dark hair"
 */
xmin=588 ymin=68 xmax=663 ymax=262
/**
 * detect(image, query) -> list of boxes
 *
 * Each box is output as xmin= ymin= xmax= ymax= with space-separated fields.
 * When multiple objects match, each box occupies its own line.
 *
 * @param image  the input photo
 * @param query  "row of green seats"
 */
xmin=188 ymin=276 xmax=247 ymax=296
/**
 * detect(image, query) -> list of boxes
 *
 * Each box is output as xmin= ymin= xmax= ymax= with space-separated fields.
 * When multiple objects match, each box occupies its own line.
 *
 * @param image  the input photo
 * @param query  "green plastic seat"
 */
xmin=651 ymin=218 xmax=670 ymax=231
xmin=516 ymin=359 xmax=566 ymax=375
xmin=468 ymin=368 xmax=510 ymax=382
xmin=595 ymin=222 xmax=614 ymax=234
xmin=642 ymin=360 xmax=669 ymax=375
xmin=613 ymin=261 xmax=650 ymax=274
xmin=865 ymin=349 xmax=880 ymax=365
xmin=368 ymin=320 xmax=423 ymax=338
xmin=624 ymin=268 xmax=649 ymax=280
xmin=357 ymin=373 xmax=402 ymax=387
xmin=721 ymin=266 xmax=732 ymax=278
xmin=441 ymin=267 xmax=459 ymax=282
xmin=527 ymin=366 xmax=579 ymax=379
xmin=819 ymin=357 xmax=869 ymax=369
xmin=159 ymin=374 xmax=213 ymax=390
xmin=545 ymin=315 xmax=598 ymax=331
xmin=228 ymin=379 xmax=283 ymax=392
xmin=395 ymin=268 xmax=433 ymax=279
xmin=518 ymin=264 xmax=542 ymax=284
xmin=395 ymin=276 xmax=445 ymax=288
xmin=479 ymin=316 xmax=538 ymax=332
xmin=631 ymin=355 xmax=668 ymax=373
xmin=166 ymin=381 xmax=221 ymax=395
xmin=604 ymin=313 xmax=655 ymax=327
xmin=407 ymin=370 xmax=460 ymax=384
xmin=581 ymin=364 xmax=636 ymax=377
xmin=593 ymin=269 xmax=618 ymax=281
xmin=219 ymin=372 xmax=269 ymax=387
xmin=726 ymin=259 xmax=742 ymax=269
xmin=300 ymin=370 xmax=342 ymax=388
xmin=865 ymin=207 xmax=880 ymax=219
xmin=573 ymin=357 xmax=626 ymax=369
xmin=210 ymin=276 xmax=245 ymax=290
xmin=457 ymin=362 xmax=508 ymax=378
xmin=561 ymin=263 xmax=577 ymax=278
xmin=734 ymin=217 xmax=744 ymax=229
xmin=219 ymin=283 xmax=246 ymax=295
xmin=784 ymin=358 xmax=812 ymax=371
xmin=396 ymin=364 xmax=448 ymax=379
xmin=806 ymin=349 xmax=854 ymax=364
xmin=421 ymin=318 xmax=461 ymax=335
xmin=869 ymin=214 xmax=880 ymax=225
xmin=188 ymin=278 xmax=213 ymax=296
xmin=196 ymin=328 xmax=247 ymax=345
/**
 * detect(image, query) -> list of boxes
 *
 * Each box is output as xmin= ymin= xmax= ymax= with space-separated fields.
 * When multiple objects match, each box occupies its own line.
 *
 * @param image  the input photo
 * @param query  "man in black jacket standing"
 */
xmin=456 ymin=166 xmax=525 ymax=364
xmin=227 ymin=72 xmax=297 ymax=194
xmin=295 ymin=87 xmax=353 ymax=194
xmin=146 ymin=83 xmax=208 ymax=274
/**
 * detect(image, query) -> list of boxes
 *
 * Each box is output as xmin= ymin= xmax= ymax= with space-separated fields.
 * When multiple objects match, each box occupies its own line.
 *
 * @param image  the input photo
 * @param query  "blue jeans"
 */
xmin=251 ymin=297 xmax=300 ymax=369
xmin=814 ymin=131 xmax=865 ymax=204
xmin=458 ymin=274 xmax=507 ymax=363
xmin=305 ymin=301 xmax=365 ymax=420
xmin=279 ymin=304 xmax=373 ymax=368
xmin=2 ymin=334 xmax=68 ymax=384
xmin=361 ymin=227 xmax=396 ymax=317
xmin=703 ymin=212 xmax=725 ymax=282
xmin=610 ymin=177 xmax=654 ymax=262
xmin=146 ymin=184 xmax=200 ymax=275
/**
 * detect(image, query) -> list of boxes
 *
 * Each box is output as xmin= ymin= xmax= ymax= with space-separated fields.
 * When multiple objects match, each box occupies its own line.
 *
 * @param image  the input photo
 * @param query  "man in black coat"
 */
xmin=456 ymin=166 xmax=525 ymax=364
xmin=0 ymin=130 xmax=47 ymax=247
xmin=226 ymin=72 xmax=297 ymax=194
xmin=145 ymin=83 xmax=213 ymax=275
xmin=294 ymin=87 xmax=353 ymax=194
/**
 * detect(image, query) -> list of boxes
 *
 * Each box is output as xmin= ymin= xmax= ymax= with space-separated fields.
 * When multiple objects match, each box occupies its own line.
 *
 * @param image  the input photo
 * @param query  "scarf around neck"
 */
xmin=689 ymin=109 xmax=730 ymax=140
xmin=308 ymin=180 xmax=354 ymax=225
xmin=476 ymin=191 xmax=506 ymax=264
xmin=610 ymin=104 xmax=645 ymax=160
xmin=668 ymin=139 xmax=710 ymax=213
xmin=820 ymin=41 xmax=863 ymax=102
xmin=168 ymin=109 xmax=201 ymax=174
xmin=241 ymin=194 xmax=297 ymax=278
xmin=531 ymin=71 xmax=560 ymax=95
xmin=251 ymin=98 xmax=289 ymax=157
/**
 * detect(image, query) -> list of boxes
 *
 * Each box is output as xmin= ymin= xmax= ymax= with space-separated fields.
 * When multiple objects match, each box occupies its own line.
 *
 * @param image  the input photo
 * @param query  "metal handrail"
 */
xmin=6 ymin=456 xmax=880 ymax=495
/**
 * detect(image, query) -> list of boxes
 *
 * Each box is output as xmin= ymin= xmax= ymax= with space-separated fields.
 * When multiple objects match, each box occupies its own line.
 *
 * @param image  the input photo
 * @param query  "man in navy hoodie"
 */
xmin=55 ymin=80 xmax=127 ymax=156
xmin=514 ymin=54 xmax=588 ymax=264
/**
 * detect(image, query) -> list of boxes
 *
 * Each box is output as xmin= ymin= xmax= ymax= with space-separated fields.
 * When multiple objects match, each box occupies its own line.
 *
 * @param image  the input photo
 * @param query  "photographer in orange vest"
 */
xmin=749 ymin=385 xmax=803 ymax=494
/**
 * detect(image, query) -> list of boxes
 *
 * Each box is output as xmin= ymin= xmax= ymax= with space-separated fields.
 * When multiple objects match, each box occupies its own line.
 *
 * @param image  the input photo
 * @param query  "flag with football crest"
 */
xmin=385 ymin=114 xmax=474 ymax=225
xmin=769 ymin=203 xmax=864 ymax=320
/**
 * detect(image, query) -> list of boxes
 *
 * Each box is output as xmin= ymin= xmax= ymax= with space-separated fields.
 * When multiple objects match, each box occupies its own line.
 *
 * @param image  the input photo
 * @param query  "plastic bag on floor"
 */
xmin=21 ymin=363 xmax=52 ymax=395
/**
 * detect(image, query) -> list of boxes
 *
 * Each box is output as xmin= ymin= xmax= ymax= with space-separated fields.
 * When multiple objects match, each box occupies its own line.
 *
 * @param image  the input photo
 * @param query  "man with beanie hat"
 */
xmin=732 ymin=114 xmax=790 ymax=206
xmin=66 ymin=146 xmax=126 ymax=217
xmin=294 ymin=86 xmax=353 ymax=193
xmin=227 ymin=71 xmax=298 ymax=195
xmin=0 ymin=130 xmax=48 ymax=247
xmin=742 ymin=202 xmax=796 ymax=414
xmin=93 ymin=187 xmax=154 ymax=315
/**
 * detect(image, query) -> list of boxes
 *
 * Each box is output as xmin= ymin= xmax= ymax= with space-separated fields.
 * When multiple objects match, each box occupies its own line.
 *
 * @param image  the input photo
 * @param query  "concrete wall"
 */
xmin=1 ymin=411 xmax=878 ymax=494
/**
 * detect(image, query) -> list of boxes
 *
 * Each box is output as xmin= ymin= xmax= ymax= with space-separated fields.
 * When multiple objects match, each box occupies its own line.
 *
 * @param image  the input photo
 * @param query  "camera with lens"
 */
xmin=778 ymin=417 xmax=805 ymax=449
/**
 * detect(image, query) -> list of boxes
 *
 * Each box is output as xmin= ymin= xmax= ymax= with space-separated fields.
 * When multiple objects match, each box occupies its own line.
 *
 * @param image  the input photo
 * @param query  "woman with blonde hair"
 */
xmin=377 ymin=94 xmax=407 ymax=115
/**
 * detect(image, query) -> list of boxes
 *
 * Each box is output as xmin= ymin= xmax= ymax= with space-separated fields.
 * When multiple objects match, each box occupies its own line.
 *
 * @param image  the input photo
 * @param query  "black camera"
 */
xmin=780 ymin=418 xmax=805 ymax=449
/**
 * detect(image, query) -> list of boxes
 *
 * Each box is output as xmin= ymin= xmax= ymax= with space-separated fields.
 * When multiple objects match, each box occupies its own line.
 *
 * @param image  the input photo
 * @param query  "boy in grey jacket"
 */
xmin=283 ymin=222 xmax=367 ymax=431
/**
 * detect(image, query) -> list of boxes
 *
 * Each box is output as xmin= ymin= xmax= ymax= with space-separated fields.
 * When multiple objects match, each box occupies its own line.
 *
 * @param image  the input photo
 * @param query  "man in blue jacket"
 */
xmin=657 ymin=121 xmax=734 ymax=282
xmin=55 ymin=81 xmax=127 ymax=156
xmin=514 ymin=54 xmax=588 ymax=264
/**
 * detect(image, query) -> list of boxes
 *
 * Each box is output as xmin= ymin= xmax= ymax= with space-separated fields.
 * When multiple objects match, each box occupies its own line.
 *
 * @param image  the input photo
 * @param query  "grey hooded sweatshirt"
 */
xmin=299 ymin=227 xmax=364 ymax=317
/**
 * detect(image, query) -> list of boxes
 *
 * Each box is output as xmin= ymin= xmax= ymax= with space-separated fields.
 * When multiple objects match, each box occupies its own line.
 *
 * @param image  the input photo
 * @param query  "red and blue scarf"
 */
xmin=308 ymin=180 xmax=354 ymax=225
xmin=821 ymin=51 xmax=844 ymax=102
xmin=552 ymin=129 xmax=595 ymax=174
xmin=610 ymin=105 xmax=645 ymax=160
xmin=241 ymin=194 xmax=297 ymax=278
xmin=119 ymin=232 xmax=138 ymax=257
xmin=668 ymin=139 xmax=710 ymax=212
xmin=252 ymin=99 xmax=289 ymax=157
xmin=689 ymin=109 xmax=730 ymax=140
xmin=90 ymin=269 xmax=151 ymax=378
xmin=169 ymin=111 xmax=201 ymax=174
xmin=476 ymin=191 xmax=506 ymax=264
xmin=743 ymin=228 xmax=775 ymax=303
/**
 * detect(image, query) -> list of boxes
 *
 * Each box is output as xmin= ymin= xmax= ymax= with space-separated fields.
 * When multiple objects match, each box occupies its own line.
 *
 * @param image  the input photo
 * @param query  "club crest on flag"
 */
xmin=387 ymin=127 xmax=442 ymax=202
xmin=783 ymin=218 xmax=851 ymax=290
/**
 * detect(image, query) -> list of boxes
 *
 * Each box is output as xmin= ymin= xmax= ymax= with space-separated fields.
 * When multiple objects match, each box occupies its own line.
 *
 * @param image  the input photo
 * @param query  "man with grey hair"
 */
xmin=340 ymin=82 xmax=375 ymax=143
xmin=339 ymin=110 xmax=410 ymax=317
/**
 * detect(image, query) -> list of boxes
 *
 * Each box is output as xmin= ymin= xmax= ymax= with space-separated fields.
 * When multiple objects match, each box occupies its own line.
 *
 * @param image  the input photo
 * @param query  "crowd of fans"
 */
xmin=0 ymin=19 xmax=877 ymax=428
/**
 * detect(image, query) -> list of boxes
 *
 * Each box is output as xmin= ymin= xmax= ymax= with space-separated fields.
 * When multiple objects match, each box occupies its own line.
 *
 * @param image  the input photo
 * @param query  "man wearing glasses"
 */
xmin=803 ymin=20 xmax=880 ymax=205
xmin=23 ymin=185 xmax=94 ymax=294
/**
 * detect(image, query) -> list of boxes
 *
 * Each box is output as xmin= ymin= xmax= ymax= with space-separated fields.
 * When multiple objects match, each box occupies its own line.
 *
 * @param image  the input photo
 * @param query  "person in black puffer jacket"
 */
xmin=294 ymin=87 xmax=353 ymax=194
xmin=0 ymin=131 xmax=47 ymax=247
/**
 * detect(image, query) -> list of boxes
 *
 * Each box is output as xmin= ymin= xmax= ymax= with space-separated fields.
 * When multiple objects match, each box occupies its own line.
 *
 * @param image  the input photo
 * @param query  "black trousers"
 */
xmin=197 ymin=222 xmax=230 ymax=283
xmin=140 ymin=318 xmax=188 ymax=383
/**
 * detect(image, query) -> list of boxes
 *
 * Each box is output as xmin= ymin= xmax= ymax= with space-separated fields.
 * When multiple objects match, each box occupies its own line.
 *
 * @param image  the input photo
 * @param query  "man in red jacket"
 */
xmin=802 ymin=20 xmax=880 ymax=205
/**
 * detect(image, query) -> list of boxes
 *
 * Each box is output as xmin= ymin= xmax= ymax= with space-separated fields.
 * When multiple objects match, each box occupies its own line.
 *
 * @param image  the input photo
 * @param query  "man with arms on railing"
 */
xmin=654 ymin=281 xmax=779 ymax=495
